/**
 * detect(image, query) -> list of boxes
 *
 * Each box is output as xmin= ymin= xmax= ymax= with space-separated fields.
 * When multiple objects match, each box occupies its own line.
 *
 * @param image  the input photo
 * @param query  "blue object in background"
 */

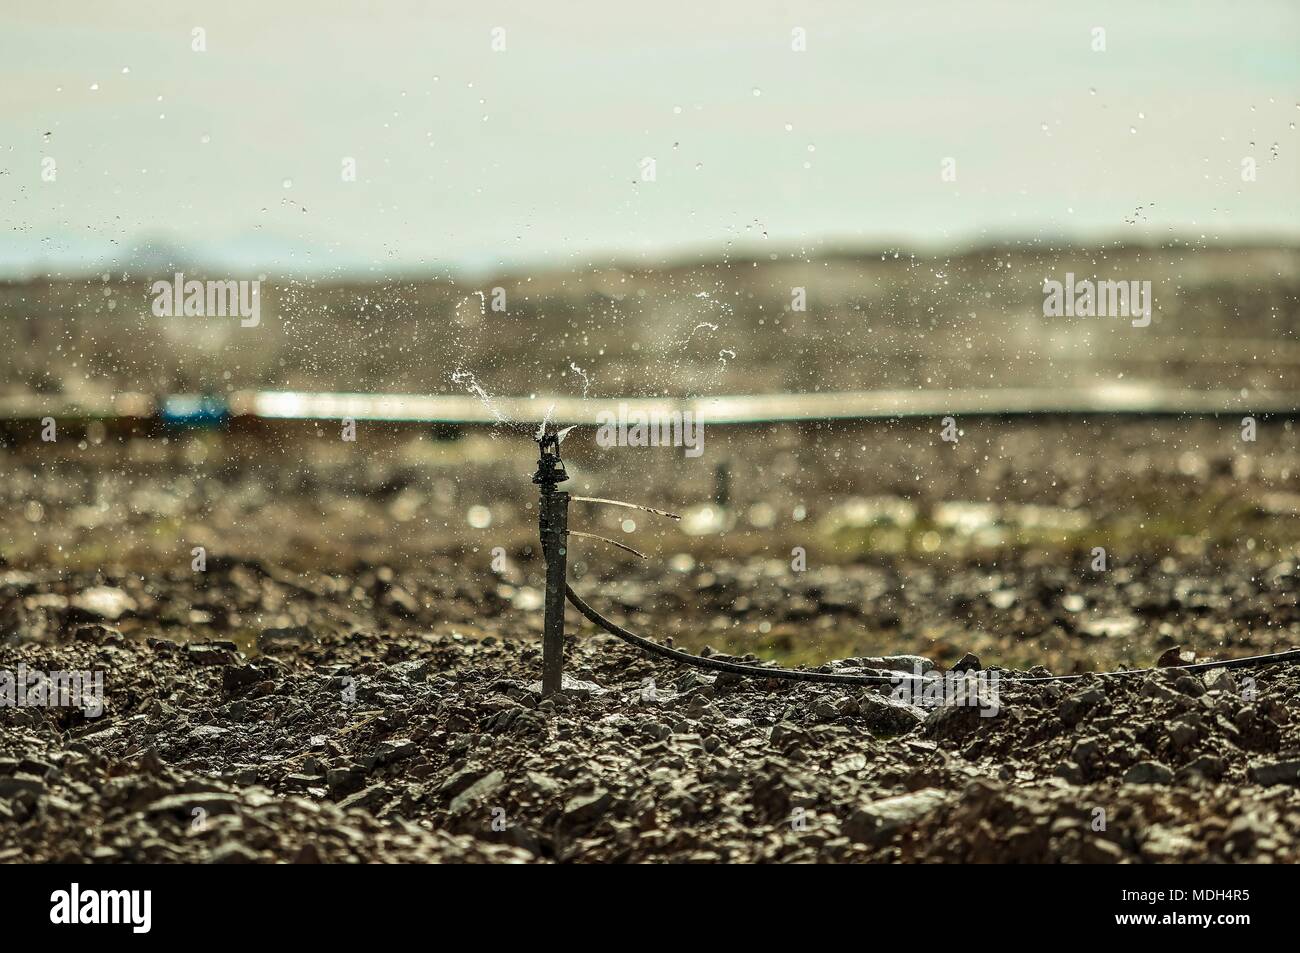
xmin=159 ymin=394 xmax=230 ymax=429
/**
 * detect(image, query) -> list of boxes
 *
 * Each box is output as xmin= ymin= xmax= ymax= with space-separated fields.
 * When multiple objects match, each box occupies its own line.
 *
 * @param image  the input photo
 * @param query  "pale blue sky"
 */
xmin=1 ymin=0 xmax=1297 ymax=277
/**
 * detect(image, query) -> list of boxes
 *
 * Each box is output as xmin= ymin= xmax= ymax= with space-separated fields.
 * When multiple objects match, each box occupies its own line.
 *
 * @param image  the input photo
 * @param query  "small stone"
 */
xmin=145 ymin=792 xmax=240 ymax=816
xmin=866 ymin=655 xmax=934 ymax=674
xmin=525 ymin=675 xmax=605 ymax=698
xmin=337 ymin=784 xmax=388 ymax=811
xmin=284 ymin=773 xmax=324 ymax=788
xmin=1173 ymin=675 xmax=1206 ymax=697
xmin=376 ymin=738 xmax=417 ymax=764
xmin=389 ymin=659 xmax=431 ymax=681
xmin=843 ymin=788 xmax=947 ymax=845
xmin=138 ymin=748 xmax=164 ymax=774
xmin=1202 ymin=669 xmax=1237 ymax=694
xmin=326 ymin=766 xmax=364 ymax=792
xmin=1079 ymin=837 xmax=1125 ymax=863
xmin=857 ymin=693 xmax=926 ymax=734
xmin=561 ymin=788 xmax=613 ymax=825
xmin=923 ymin=699 xmax=989 ymax=742
xmin=1059 ymin=689 xmax=1105 ymax=727
xmin=525 ymin=772 xmax=561 ymax=795
xmin=1071 ymin=738 xmax=1102 ymax=765
xmin=186 ymin=643 xmax=237 ymax=666
xmin=769 ymin=723 xmax=808 ymax=746
xmin=1140 ymin=677 xmax=1181 ymax=701
xmin=1053 ymin=761 xmax=1083 ymax=783
xmin=73 ymin=624 xmax=122 ymax=642
xmin=1176 ymin=754 xmax=1226 ymax=782
xmin=208 ymin=842 xmax=261 ymax=864
xmin=1123 ymin=761 xmax=1174 ymax=785
xmin=1247 ymin=759 xmax=1300 ymax=786
xmin=810 ymin=698 xmax=840 ymax=721
xmin=1141 ymin=825 xmax=1197 ymax=861
xmin=17 ymin=757 xmax=55 ymax=778
xmin=292 ymin=842 xmax=324 ymax=864
xmin=1156 ymin=647 xmax=1196 ymax=668
xmin=0 ymin=774 xmax=46 ymax=799
xmin=222 ymin=664 xmax=262 ymax=693
xmin=189 ymin=724 xmax=229 ymax=741
xmin=449 ymin=770 xmax=505 ymax=814
xmin=1169 ymin=722 xmax=1198 ymax=750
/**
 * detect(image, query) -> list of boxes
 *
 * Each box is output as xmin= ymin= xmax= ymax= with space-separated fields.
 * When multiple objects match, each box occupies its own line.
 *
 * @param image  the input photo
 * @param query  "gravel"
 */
xmin=4 ymin=617 xmax=1300 ymax=863
xmin=2 ymin=419 xmax=1299 ymax=862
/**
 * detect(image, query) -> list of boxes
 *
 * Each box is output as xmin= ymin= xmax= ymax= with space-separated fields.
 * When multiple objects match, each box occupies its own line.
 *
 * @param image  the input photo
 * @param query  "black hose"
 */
xmin=565 ymin=584 xmax=1300 ymax=686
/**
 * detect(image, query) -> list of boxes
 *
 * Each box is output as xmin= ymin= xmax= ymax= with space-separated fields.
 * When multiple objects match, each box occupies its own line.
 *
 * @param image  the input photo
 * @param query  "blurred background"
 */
xmin=1 ymin=2 xmax=1298 ymax=671
xmin=1 ymin=0 xmax=1297 ymax=398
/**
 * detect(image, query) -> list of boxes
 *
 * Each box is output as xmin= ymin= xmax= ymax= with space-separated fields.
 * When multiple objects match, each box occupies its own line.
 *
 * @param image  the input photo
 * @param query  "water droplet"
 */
xmin=752 ymin=87 xmax=761 ymax=97
xmin=282 ymin=178 xmax=293 ymax=189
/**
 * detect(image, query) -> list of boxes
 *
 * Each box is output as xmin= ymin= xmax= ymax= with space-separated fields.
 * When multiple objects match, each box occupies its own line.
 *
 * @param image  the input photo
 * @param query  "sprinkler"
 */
xmin=530 ymin=422 xmax=678 ymax=695
xmin=532 ymin=425 xmax=571 ymax=696
xmin=532 ymin=428 xmax=1300 ymax=692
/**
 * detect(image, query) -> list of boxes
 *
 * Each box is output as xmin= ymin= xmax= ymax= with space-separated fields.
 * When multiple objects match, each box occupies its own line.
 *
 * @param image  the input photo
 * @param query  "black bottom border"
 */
xmin=0 ymin=862 xmax=1275 ymax=938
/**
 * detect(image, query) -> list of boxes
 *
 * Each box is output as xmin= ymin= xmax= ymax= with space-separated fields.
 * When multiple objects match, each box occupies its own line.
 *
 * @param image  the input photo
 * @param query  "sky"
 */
xmin=1 ymin=0 xmax=1297 ymax=278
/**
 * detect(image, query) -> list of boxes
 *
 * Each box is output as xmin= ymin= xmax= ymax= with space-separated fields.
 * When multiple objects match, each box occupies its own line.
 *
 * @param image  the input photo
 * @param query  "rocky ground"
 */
xmin=4 ymin=617 xmax=1300 ymax=863
xmin=2 ymin=418 xmax=1299 ymax=862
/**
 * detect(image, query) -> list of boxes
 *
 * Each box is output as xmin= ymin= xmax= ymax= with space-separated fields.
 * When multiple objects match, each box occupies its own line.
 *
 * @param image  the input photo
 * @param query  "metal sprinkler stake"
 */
xmin=533 ymin=427 xmax=571 ymax=696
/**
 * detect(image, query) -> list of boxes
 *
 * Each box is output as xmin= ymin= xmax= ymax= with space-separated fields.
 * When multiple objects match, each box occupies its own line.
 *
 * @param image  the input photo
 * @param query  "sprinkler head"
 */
xmin=532 ymin=428 xmax=570 ymax=487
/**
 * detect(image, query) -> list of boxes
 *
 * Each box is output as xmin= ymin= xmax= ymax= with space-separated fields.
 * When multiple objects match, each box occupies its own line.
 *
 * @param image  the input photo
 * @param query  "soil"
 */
xmin=3 ymin=418 xmax=1299 ymax=862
